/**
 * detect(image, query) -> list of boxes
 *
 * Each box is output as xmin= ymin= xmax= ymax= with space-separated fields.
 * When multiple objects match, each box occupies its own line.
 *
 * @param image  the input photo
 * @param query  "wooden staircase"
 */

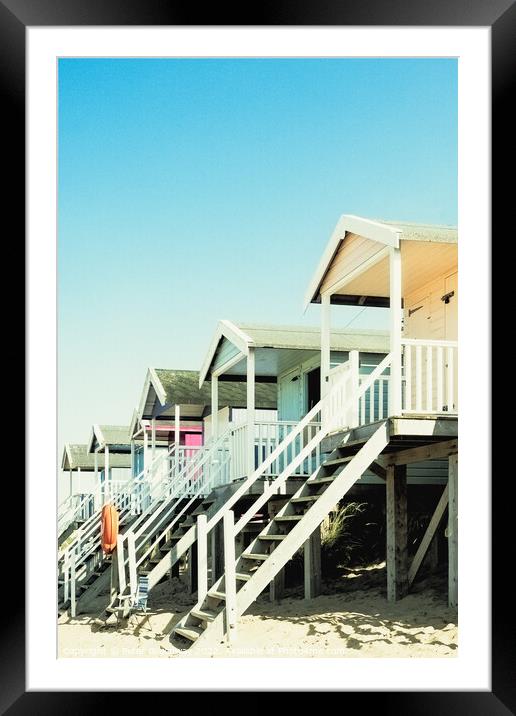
xmin=173 ymin=421 xmax=389 ymax=647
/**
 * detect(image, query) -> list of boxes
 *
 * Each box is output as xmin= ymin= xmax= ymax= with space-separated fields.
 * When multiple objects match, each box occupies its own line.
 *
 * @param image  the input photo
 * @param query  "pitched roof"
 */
xmin=62 ymin=444 xmax=132 ymax=471
xmin=305 ymin=214 xmax=457 ymax=308
xmin=87 ymin=424 xmax=132 ymax=453
xmin=199 ymin=320 xmax=389 ymax=384
xmin=150 ymin=368 xmax=277 ymax=412
xmin=234 ymin=323 xmax=389 ymax=353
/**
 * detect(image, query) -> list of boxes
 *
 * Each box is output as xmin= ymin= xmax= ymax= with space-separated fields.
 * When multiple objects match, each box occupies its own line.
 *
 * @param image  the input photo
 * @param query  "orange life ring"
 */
xmin=101 ymin=503 xmax=119 ymax=554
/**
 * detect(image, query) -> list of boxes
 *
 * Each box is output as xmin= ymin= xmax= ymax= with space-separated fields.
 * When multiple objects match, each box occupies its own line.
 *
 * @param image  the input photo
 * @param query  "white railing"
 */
xmin=402 ymin=339 xmax=458 ymax=414
xmin=324 ymin=352 xmax=393 ymax=433
xmin=229 ymin=420 xmax=323 ymax=481
xmin=117 ymin=426 xmax=236 ymax=602
xmin=58 ymin=441 xmax=197 ymax=615
xmin=58 ymin=492 xmax=97 ymax=537
xmin=359 ymin=373 xmax=390 ymax=425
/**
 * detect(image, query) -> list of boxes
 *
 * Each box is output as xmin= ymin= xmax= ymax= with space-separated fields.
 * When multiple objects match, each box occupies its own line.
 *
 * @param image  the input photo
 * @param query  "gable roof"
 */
xmin=87 ymin=424 xmax=131 ymax=453
xmin=139 ymin=368 xmax=277 ymax=419
xmin=304 ymin=214 xmax=458 ymax=308
xmin=199 ymin=320 xmax=389 ymax=385
xmin=62 ymin=443 xmax=132 ymax=471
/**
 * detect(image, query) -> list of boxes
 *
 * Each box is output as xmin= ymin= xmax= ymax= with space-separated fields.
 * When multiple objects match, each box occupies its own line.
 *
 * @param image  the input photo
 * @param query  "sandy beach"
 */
xmin=58 ymin=563 xmax=457 ymax=659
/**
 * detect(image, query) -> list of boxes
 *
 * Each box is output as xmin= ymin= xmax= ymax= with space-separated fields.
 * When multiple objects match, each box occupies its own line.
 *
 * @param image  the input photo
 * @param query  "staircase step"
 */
xmin=291 ymin=495 xmax=319 ymax=504
xmin=241 ymin=552 xmax=269 ymax=561
xmin=207 ymin=589 xmax=226 ymax=601
xmin=259 ymin=534 xmax=286 ymax=541
xmin=191 ymin=608 xmax=217 ymax=622
xmin=159 ymin=541 xmax=174 ymax=552
xmin=308 ymin=475 xmax=336 ymax=485
xmin=274 ymin=515 xmax=302 ymax=522
xmin=236 ymin=572 xmax=251 ymax=582
xmin=175 ymin=625 xmax=203 ymax=642
xmin=323 ymin=456 xmax=354 ymax=467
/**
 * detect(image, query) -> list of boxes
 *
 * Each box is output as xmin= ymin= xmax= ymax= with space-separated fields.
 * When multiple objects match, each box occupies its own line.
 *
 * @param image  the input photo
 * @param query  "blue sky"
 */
xmin=58 ymin=57 xmax=457 ymax=483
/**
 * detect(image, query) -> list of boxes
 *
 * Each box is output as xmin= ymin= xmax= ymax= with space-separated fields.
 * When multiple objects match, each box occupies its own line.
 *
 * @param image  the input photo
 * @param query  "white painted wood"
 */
xmin=389 ymin=246 xmax=402 ymax=415
xmin=349 ymin=350 xmax=360 ymax=427
xmin=212 ymin=350 xmax=245 ymax=378
xmin=446 ymin=346 xmax=454 ymax=411
xmin=70 ymin=555 xmax=76 ymax=618
xmin=436 ymin=346 xmax=444 ymax=411
xmin=174 ymin=404 xmax=180 ymax=451
xmin=448 ymin=453 xmax=458 ymax=607
xmin=415 ymin=344 xmax=422 ymax=411
xmin=246 ymin=347 xmax=255 ymax=475
xmin=211 ymin=374 xmax=219 ymax=440
xmin=426 ymin=346 xmax=433 ymax=411
xmin=197 ymin=515 xmax=208 ymax=603
xmin=320 ymin=292 xmax=331 ymax=399
xmin=127 ymin=532 xmax=137 ymax=598
xmin=408 ymin=485 xmax=448 ymax=586
xmin=404 ymin=344 xmax=412 ymax=411
xmin=116 ymin=534 xmax=126 ymax=595
xmin=223 ymin=511 xmax=237 ymax=642
xmin=104 ymin=446 xmax=110 ymax=501
xmin=323 ymin=244 xmax=390 ymax=297
xmin=143 ymin=425 xmax=149 ymax=478
xmin=151 ymin=418 xmax=156 ymax=461
xmin=304 ymin=214 xmax=400 ymax=309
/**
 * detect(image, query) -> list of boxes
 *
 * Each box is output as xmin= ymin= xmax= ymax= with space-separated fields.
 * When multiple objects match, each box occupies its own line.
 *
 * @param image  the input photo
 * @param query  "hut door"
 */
xmin=278 ymin=367 xmax=303 ymax=421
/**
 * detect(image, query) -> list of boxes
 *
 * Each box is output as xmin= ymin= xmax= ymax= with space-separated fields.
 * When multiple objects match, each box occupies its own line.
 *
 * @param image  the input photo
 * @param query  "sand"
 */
xmin=58 ymin=563 xmax=458 ymax=659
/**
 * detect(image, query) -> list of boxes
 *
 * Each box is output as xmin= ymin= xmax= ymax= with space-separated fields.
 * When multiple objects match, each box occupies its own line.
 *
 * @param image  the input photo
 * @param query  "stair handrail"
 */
xmin=58 ymin=442 xmax=178 ymax=566
xmin=203 ymin=352 xmax=393 ymax=538
xmin=233 ymin=353 xmax=393 ymax=536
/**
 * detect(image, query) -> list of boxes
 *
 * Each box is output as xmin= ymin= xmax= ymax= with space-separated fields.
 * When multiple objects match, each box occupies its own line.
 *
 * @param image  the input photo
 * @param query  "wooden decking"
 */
xmin=322 ymin=414 xmax=458 ymax=457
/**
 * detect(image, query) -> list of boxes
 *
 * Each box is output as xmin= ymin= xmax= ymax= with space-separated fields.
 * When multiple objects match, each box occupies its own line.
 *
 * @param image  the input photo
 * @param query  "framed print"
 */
xmin=3 ymin=0 xmax=510 ymax=710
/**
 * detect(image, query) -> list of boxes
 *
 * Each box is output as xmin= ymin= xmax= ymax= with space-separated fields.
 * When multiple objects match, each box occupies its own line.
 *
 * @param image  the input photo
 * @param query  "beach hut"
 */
xmin=86 ymin=424 xmax=132 ymax=503
xmin=173 ymin=216 xmax=458 ymax=646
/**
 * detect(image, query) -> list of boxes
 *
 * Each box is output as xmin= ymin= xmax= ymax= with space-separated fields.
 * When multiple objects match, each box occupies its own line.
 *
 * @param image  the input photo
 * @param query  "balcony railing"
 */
xmin=402 ymin=339 xmax=458 ymax=414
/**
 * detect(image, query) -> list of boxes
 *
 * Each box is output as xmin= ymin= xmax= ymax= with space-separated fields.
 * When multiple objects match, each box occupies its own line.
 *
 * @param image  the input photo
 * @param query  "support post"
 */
xmin=247 ymin=347 xmax=256 ymax=476
xmin=389 ymin=246 xmax=403 ymax=416
xmin=386 ymin=463 xmax=408 ymax=601
xmin=151 ymin=418 xmax=156 ymax=461
xmin=143 ymin=423 xmax=149 ymax=476
xmin=320 ymin=292 xmax=331 ymax=399
xmin=104 ymin=446 xmax=110 ymax=501
xmin=69 ymin=469 xmax=73 ymax=498
xmin=197 ymin=515 xmax=208 ymax=602
xmin=77 ymin=467 xmax=81 ymax=496
xmin=211 ymin=374 xmax=219 ymax=440
xmin=94 ymin=450 xmax=101 ymax=510
xmin=348 ymin=349 xmax=360 ymax=428
xmin=304 ymin=525 xmax=322 ymax=600
xmin=448 ymin=453 xmax=458 ymax=608
xmin=174 ymin=404 xmax=180 ymax=450
xmin=130 ymin=438 xmax=135 ymax=478
xmin=211 ymin=520 xmax=224 ymax=584
xmin=187 ymin=546 xmax=198 ymax=595
xmin=223 ymin=510 xmax=237 ymax=642
xmin=127 ymin=532 xmax=137 ymax=599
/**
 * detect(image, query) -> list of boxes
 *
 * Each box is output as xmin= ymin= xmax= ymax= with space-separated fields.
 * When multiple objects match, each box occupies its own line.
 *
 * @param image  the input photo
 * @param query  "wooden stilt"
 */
xmin=448 ymin=453 xmax=458 ymax=608
xmin=187 ymin=545 xmax=198 ymax=594
xmin=386 ymin=464 xmax=408 ymax=601
xmin=304 ymin=525 xmax=322 ymax=600
xmin=270 ymin=544 xmax=285 ymax=603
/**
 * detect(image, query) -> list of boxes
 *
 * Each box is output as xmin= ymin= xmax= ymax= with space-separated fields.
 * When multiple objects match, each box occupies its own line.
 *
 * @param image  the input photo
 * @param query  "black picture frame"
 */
xmin=5 ymin=0 xmax=507 ymax=711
